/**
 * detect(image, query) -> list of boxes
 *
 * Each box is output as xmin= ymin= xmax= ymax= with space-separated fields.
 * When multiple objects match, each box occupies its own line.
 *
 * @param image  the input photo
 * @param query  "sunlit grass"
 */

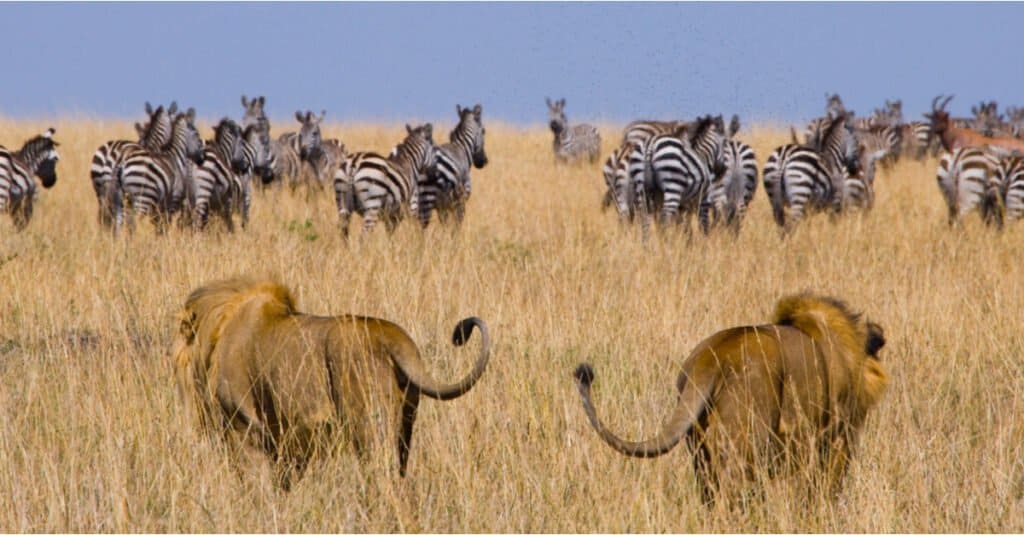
xmin=0 ymin=117 xmax=1022 ymax=531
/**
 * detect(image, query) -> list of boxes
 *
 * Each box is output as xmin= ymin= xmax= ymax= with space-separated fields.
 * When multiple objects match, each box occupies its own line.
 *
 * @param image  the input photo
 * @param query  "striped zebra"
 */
xmin=628 ymin=116 xmax=720 ymax=239
xmin=855 ymin=124 xmax=902 ymax=170
xmin=763 ymin=142 xmax=836 ymax=232
xmin=705 ymin=115 xmax=758 ymax=234
xmin=997 ymin=154 xmax=1024 ymax=223
xmin=91 ymin=102 xmax=176 ymax=228
xmin=825 ymin=93 xmax=847 ymax=120
xmin=336 ymin=124 xmax=437 ymax=237
xmin=601 ymin=140 xmax=636 ymax=223
xmin=308 ymin=138 xmax=347 ymax=187
xmin=276 ymin=111 xmax=325 ymax=195
xmin=418 ymin=104 xmax=488 ymax=227
xmin=621 ymin=119 xmax=689 ymax=147
xmin=546 ymin=98 xmax=601 ymax=164
xmin=239 ymin=96 xmax=322 ymax=194
xmin=190 ymin=118 xmax=261 ymax=232
xmin=0 ymin=128 xmax=59 ymax=230
xmin=113 ymin=109 xmax=205 ymax=234
xmin=935 ymin=147 xmax=1000 ymax=227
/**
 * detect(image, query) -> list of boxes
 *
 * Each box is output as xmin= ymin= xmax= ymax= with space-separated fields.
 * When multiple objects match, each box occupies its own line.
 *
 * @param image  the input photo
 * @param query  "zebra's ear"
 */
xmin=473 ymin=104 xmax=482 ymax=117
xmin=456 ymin=104 xmax=463 ymax=116
xmin=241 ymin=95 xmax=249 ymax=107
xmin=145 ymin=101 xmax=154 ymax=115
xmin=545 ymin=97 xmax=553 ymax=109
xmin=296 ymin=111 xmax=305 ymax=123
xmin=257 ymin=96 xmax=265 ymax=107
xmin=423 ymin=123 xmax=433 ymax=140
xmin=186 ymin=107 xmax=196 ymax=121
xmin=43 ymin=128 xmax=55 ymax=139
xmin=318 ymin=110 xmax=326 ymax=123
xmin=558 ymin=98 xmax=566 ymax=109
xmin=169 ymin=101 xmax=178 ymax=115
xmin=406 ymin=124 xmax=413 ymax=134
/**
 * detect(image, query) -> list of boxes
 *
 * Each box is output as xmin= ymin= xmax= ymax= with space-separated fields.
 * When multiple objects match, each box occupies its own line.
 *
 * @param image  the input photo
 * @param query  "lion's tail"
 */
xmin=572 ymin=362 xmax=716 ymax=458
xmin=391 ymin=317 xmax=492 ymax=401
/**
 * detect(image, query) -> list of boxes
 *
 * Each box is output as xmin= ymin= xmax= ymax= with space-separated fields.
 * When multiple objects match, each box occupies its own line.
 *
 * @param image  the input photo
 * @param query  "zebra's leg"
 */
xmin=241 ymin=187 xmax=251 ymax=230
xmin=221 ymin=201 xmax=235 ymax=233
xmin=361 ymin=206 xmax=381 ymax=235
xmin=698 ymin=200 xmax=713 ymax=236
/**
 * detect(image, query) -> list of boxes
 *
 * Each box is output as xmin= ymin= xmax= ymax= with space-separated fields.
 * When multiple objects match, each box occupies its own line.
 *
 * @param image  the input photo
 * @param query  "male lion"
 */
xmin=573 ymin=293 xmax=888 ymax=504
xmin=172 ymin=276 xmax=491 ymax=489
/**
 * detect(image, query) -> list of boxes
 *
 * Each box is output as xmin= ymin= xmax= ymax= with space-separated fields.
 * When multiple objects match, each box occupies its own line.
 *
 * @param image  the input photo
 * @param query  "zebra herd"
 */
xmin=85 ymin=96 xmax=486 ymax=237
xmin=6 ymin=92 xmax=1024 ymax=235
xmin=584 ymin=92 xmax=1024 ymax=237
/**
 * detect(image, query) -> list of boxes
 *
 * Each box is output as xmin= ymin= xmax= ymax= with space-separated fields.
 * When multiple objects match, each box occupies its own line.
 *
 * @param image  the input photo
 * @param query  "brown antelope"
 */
xmin=927 ymin=95 xmax=1024 ymax=155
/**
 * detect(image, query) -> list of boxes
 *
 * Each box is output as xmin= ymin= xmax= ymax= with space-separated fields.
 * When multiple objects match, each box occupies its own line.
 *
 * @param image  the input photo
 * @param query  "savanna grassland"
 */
xmin=1 ymin=116 xmax=1023 ymax=532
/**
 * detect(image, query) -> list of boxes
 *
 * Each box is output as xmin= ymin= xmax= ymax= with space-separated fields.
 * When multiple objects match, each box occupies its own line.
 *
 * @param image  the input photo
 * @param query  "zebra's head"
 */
xmin=139 ymin=102 xmax=175 ymax=150
xmin=176 ymin=108 xmax=206 ymax=166
xmin=243 ymin=125 xmax=274 ymax=183
xmin=212 ymin=118 xmax=247 ymax=173
xmin=546 ymin=97 xmax=567 ymax=135
xmin=885 ymin=99 xmax=904 ymax=125
xmin=825 ymin=93 xmax=846 ymax=120
xmin=690 ymin=115 xmax=727 ymax=177
xmin=295 ymin=110 xmax=325 ymax=160
xmin=20 ymin=128 xmax=59 ymax=189
xmin=241 ymin=95 xmax=268 ymax=130
xmin=402 ymin=123 xmax=438 ymax=178
xmin=455 ymin=104 xmax=488 ymax=168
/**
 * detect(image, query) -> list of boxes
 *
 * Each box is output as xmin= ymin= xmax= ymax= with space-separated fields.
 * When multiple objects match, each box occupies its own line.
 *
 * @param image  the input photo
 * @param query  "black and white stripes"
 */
xmin=418 ymin=104 xmax=488 ymax=227
xmin=336 ymin=124 xmax=437 ymax=237
xmin=547 ymin=98 xmax=601 ymax=164
xmin=1 ymin=129 xmax=59 ymax=230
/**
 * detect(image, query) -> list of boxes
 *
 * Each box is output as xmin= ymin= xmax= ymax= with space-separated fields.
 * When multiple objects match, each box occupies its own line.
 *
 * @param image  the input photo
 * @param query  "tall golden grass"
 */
xmin=1 ymin=116 xmax=1023 ymax=532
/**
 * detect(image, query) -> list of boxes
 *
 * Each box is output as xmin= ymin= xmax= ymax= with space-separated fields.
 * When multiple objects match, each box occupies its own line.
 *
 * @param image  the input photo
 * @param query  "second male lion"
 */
xmin=573 ymin=293 xmax=888 ymax=504
xmin=172 ymin=276 xmax=492 ymax=489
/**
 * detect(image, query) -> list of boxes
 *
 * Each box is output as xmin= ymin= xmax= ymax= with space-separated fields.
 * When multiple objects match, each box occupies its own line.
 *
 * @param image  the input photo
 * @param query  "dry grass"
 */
xmin=1 ymin=116 xmax=1023 ymax=532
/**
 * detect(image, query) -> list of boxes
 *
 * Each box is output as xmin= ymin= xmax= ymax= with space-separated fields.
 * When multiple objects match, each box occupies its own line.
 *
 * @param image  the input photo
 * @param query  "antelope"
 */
xmin=927 ymin=95 xmax=1024 ymax=156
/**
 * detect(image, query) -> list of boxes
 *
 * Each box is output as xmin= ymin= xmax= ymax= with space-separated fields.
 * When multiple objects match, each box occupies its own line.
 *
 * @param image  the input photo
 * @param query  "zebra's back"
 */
xmin=763 ymin=144 xmax=834 ymax=229
xmin=936 ymin=148 xmax=999 ymax=224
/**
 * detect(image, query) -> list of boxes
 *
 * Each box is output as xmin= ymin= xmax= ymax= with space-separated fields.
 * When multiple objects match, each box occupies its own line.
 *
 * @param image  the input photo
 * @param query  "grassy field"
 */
xmin=1 ymin=116 xmax=1023 ymax=532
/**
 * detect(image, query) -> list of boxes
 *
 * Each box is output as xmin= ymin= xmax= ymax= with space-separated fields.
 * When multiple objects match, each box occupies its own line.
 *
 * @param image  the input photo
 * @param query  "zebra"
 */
xmin=113 ymin=108 xmax=205 ymax=234
xmin=998 ymin=154 xmax=1024 ymax=223
xmin=308 ymin=138 xmax=348 ymax=188
xmin=766 ymin=116 xmax=855 ymax=231
xmin=763 ymin=144 xmax=834 ymax=232
xmin=628 ymin=116 xmax=720 ymax=239
xmin=190 ymin=118 xmax=250 ymax=231
xmin=621 ymin=119 xmax=689 ymax=147
xmin=855 ymin=124 xmax=902 ymax=170
xmin=825 ymin=93 xmax=847 ymax=120
xmin=936 ymin=147 xmax=1001 ymax=227
xmin=0 ymin=128 xmax=59 ymax=231
xmin=418 ymin=104 xmax=488 ymax=227
xmin=336 ymin=124 xmax=437 ymax=237
xmin=704 ymin=115 xmax=758 ymax=234
xmin=601 ymin=140 xmax=636 ymax=223
xmin=239 ymin=96 xmax=323 ymax=194
xmin=91 ymin=102 xmax=177 ymax=228
xmin=546 ymin=98 xmax=601 ymax=164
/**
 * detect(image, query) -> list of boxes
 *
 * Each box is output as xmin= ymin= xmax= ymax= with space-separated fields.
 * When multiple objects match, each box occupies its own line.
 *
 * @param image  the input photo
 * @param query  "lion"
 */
xmin=573 ymin=293 xmax=888 ymax=504
xmin=172 ymin=276 xmax=492 ymax=490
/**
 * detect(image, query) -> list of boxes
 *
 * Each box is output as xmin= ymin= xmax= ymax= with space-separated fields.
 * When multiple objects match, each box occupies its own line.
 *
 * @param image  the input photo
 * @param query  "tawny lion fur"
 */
xmin=574 ymin=293 xmax=888 ymax=503
xmin=172 ymin=276 xmax=491 ymax=490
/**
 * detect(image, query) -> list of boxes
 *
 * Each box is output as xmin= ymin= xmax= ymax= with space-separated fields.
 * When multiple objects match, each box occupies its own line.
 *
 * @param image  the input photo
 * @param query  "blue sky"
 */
xmin=3 ymin=2 xmax=1023 ymax=126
